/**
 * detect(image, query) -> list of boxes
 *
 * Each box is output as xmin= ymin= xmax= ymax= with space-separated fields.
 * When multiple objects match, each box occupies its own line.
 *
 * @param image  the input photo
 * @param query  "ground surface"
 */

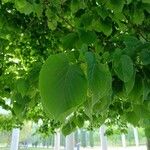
xmin=0 ymin=145 xmax=147 ymax=150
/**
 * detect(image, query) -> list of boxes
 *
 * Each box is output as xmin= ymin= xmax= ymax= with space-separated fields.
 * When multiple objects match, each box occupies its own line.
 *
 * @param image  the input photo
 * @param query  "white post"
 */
xmin=121 ymin=134 xmax=126 ymax=148
xmin=133 ymin=127 xmax=139 ymax=146
xmin=100 ymin=125 xmax=107 ymax=150
xmin=10 ymin=128 xmax=20 ymax=150
xmin=65 ymin=133 xmax=74 ymax=150
xmin=54 ymin=131 xmax=60 ymax=150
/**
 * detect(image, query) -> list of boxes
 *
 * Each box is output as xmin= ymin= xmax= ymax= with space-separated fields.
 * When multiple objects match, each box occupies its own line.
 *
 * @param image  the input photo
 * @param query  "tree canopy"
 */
xmin=0 ymin=0 xmax=150 ymax=136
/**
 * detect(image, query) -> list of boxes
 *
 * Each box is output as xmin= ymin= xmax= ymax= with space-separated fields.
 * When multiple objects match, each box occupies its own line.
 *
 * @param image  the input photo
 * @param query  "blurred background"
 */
xmin=0 ymin=122 xmax=147 ymax=150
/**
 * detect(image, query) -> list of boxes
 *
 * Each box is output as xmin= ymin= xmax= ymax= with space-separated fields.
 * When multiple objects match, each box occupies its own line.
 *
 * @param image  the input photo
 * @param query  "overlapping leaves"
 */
xmin=0 ymin=0 xmax=150 ymax=137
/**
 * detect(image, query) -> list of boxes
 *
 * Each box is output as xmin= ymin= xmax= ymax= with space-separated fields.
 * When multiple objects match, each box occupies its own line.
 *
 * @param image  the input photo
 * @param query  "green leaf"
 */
xmin=123 ymin=36 xmax=141 ymax=57
xmin=46 ymin=9 xmax=58 ymax=30
xmin=80 ymin=13 xmax=93 ymax=28
xmin=145 ymin=127 xmax=150 ymax=138
xmin=92 ymin=19 xmax=112 ymax=36
xmin=142 ymin=0 xmax=150 ymax=4
xmin=16 ymin=79 xmax=29 ymax=97
xmin=2 ymin=0 xmax=13 ymax=3
xmin=95 ymin=7 xmax=109 ymax=20
xmin=142 ymin=3 xmax=150 ymax=13
xmin=48 ymin=20 xmax=57 ymax=30
xmin=39 ymin=53 xmax=87 ymax=119
xmin=86 ymin=52 xmax=112 ymax=100
xmin=143 ymin=79 xmax=150 ymax=101
xmin=71 ymin=0 xmax=86 ymax=13
xmin=32 ymin=3 xmax=43 ymax=17
xmin=0 ymin=17 xmax=5 ymax=29
xmin=134 ymin=104 xmax=150 ymax=119
xmin=132 ymin=9 xmax=144 ymax=25
xmin=125 ymin=111 xmax=140 ymax=126
xmin=126 ymin=0 xmax=133 ymax=4
xmin=140 ymin=49 xmax=150 ymax=65
xmin=129 ymin=74 xmax=143 ymax=103
xmin=113 ymin=55 xmax=134 ymax=82
xmin=141 ymin=119 xmax=150 ymax=128
xmin=78 ymin=30 xmax=97 ymax=45
xmin=107 ymin=0 xmax=125 ymax=13
xmin=93 ymin=95 xmax=111 ymax=113
xmin=124 ymin=69 xmax=135 ymax=95
xmin=74 ymin=115 xmax=84 ymax=128
xmin=14 ymin=0 xmax=33 ymax=15
xmin=11 ymin=92 xmax=24 ymax=105
xmin=62 ymin=121 xmax=76 ymax=136
xmin=13 ymin=102 xmax=24 ymax=117
xmin=61 ymin=33 xmax=78 ymax=49
xmin=84 ymin=97 xmax=93 ymax=119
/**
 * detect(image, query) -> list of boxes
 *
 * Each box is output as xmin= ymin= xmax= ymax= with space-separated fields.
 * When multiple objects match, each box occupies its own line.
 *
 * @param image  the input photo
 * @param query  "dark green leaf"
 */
xmin=74 ymin=115 xmax=84 ymax=128
xmin=113 ymin=55 xmax=134 ymax=82
xmin=142 ymin=0 xmax=150 ymax=4
xmin=145 ymin=127 xmax=150 ymax=138
xmin=61 ymin=33 xmax=78 ymax=49
xmin=78 ymin=30 xmax=97 ymax=45
xmin=124 ymin=69 xmax=135 ymax=95
xmin=16 ymin=79 xmax=29 ymax=97
xmin=129 ymin=74 xmax=143 ymax=103
xmin=132 ymin=9 xmax=144 ymax=25
xmin=107 ymin=0 xmax=125 ymax=13
xmin=125 ymin=111 xmax=140 ymax=126
xmin=140 ymin=49 xmax=150 ymax=65
xmin=86 ymin=52 xmax=112 ymax=100
xmin=93 ymin=95 xmax=111 ymax=113
xmin=71 ymin=0 xmax=86 ymax=13
xmin=92 ymin=19 xmax=112 ymax=36
xmin=62 ymin=121 xmax=76 ymax=136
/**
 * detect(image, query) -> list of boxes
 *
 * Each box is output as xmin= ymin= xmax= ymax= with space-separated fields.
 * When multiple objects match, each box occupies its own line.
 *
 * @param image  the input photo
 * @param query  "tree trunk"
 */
xmin=89 ymin=131 xmax=94 ymax=147
xmin=147 ymin=138 xmax=150 ymax=150
xmin=99 ymin=125 xmax=108 ymax=150
xmin=10 ymin=128 xmax=20 ymax=150
xmin=133 ymin=127 xmax=139 ymax=146
xmin=74 ymin=130 xmax=79 ymax=144
xmin=81 ymin=129 xmax=87 ymax=147
xmin=121 ymin=134 xmax=126 ymax=148
xmin=54 ymin=132 xmax=60 ymax=150
xmin=65 ymin=133 xmax=74 ymax=150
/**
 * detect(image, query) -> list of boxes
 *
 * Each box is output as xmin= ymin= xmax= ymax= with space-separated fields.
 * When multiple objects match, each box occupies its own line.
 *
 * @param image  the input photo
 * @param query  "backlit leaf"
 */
xmin=39 ymin=53 xmax=87 ymax=119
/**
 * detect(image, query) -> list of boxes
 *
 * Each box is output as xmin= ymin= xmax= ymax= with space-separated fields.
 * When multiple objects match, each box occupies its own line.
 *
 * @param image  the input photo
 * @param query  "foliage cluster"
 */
xmin=0 ymin=0 xmax=150 ymax=136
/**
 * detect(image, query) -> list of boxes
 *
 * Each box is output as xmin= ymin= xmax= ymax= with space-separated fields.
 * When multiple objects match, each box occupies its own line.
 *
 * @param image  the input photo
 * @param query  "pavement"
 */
xmin=79 ymin=146 xmax=146 ymax=150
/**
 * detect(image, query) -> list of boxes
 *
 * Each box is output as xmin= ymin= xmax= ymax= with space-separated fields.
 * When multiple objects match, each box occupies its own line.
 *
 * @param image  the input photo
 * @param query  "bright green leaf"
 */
xmin=39 ymin=53 xmax=87 ymax=119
